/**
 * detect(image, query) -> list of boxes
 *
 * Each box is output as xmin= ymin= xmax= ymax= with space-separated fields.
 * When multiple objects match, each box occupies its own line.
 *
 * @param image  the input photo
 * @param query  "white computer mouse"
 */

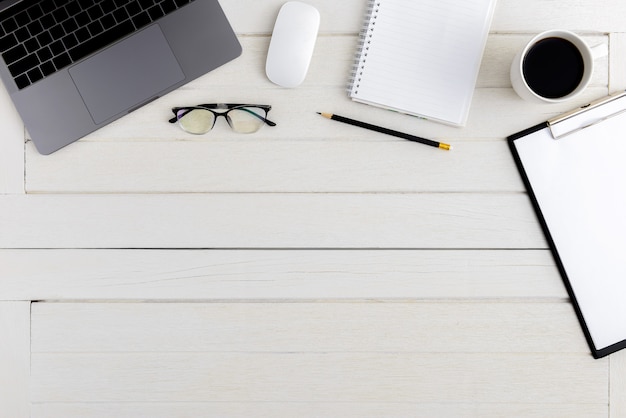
xmin=266 ymin=1 xmax=320 ymax=88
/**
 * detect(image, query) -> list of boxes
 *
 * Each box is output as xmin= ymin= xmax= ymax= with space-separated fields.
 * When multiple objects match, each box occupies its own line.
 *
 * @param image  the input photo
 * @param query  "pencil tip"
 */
xmin=316 ymin=112 xmax=321 ymax=115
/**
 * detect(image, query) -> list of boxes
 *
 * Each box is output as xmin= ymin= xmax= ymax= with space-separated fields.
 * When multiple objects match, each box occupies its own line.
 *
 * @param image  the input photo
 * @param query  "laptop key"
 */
xmin=62 ymin=32 xmax=78 ymax=49
xmin=52 ymin=51 xmax=70 ymax=69
xmin=27 ymin=4 xmax=44 ymax=20
xmin=62 ymin=17 xmax=78 ymax=34
xmin=41 ymin=0 xmax=56 ymax=14
xmin=87 ymin=4 xmax=104 ymax=21
xmin=14 ymin=11 xmax=30 ymax=26
xmin=49 ymin=24 xmax=65 ymax=40
xmin=40 ymin=13 xmax=55 ymax=29
xmin=101 ymin=0 xmax=117 ymax=14
xmin=148 ymin=5 xmax=164 ymax=21
xmin=27 ymin=19 xmax=44 ymax=37
xmin=100 ymin=14 xmax=116 ymax=30
xmin=27 ymin=66 xmax=43 ymax=83
xmin=75 ymin=10 xmax=90 ymax=27
xmin=87 ymin=20 xmax=103 ymax=36
xmin=37 ymin=30 xmax=53 ymax=47
xmin=1 ymin=17 xmax=18 ymax=34
xmin=2 ymin=44 xmax=27 ymax=64
xmin=66 ymin=1 xmax=81 ymax=16
xmin=161 ymin=0 xmax=176 ymax=14
xmin=40 ymin=60 xmax=56 ymax=76
xmin=49 ymin=40 xmax=65 ymax=56
xmin=0 ymin=33 xmax=18 ymax=51
xmin=113 ymin=7 xmax=129 ymax=23
xmin=14 ymin=73 xmax=30 ymax=89
xmin=37 ymin=46 xmax=53 ymax=62
xmin=131 ymin=11 xmax=150 ymax=28
xmin=52 ymin=7 xmax=69 ymax=23
xmin=24 ymin=38 xmax=40 ymax=54
xmin=74 ymin=27 xmax=90 ymax=43
xmin=15 ymin=27 xmax=30 ymax=42
xmin=67 ymin=19 xmax=133 ymax=62
xmin=8 ymin=53 xmax=39 ymax=77
xmin=126 ymin=2 xmax=141 ymax=17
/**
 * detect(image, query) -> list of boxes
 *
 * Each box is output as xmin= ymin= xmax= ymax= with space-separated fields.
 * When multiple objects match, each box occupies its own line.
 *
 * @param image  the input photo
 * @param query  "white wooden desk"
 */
xmin=1 ymin=0 xmax=626 ymax=416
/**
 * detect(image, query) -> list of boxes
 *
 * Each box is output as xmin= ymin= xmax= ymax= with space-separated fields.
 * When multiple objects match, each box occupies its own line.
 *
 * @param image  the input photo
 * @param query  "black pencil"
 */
xmin=317 ymin=112 xmax=451 ymax=151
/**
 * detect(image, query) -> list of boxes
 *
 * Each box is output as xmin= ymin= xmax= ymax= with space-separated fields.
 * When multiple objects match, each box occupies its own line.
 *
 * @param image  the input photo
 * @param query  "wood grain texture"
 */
xmin=220 ymin=0 xmax=626 ymax=34
xmin=31 ymin=302 xmax=587 ymax=353
xmin=0 ymin=249 xmax=565 ymax=301
xmin=29 ymin=402 xmax=608 ymax=418
xmin=0 ymin=85 xmax=24 ymax=194
xmin=609 ymin=33 xmax=626 ymax=92
xmin=25 ymin=140 xmax=526 ymax=193
xmin=0 ymin=193 xmax=545 ymax=249
xmin=610 ymin=350 xmax=626 ymax=418
xmin=31 ymin=352 xmax=606 ymax=403
xmin=0 ymin=302 xmax=30 ymax=418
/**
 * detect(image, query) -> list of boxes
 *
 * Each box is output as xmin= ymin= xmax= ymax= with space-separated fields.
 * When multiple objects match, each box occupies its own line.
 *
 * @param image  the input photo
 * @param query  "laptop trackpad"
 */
xmin=69 ymin=25 xmax=185 ymax=124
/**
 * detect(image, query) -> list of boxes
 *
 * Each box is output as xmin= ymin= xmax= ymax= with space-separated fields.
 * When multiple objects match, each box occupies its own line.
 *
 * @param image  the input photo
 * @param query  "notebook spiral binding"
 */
xmin=347 ymin=0 xmax=381 ymax=95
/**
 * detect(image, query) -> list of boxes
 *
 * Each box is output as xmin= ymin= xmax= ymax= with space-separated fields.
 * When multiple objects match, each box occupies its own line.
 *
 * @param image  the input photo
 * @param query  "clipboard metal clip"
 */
xmin=548 ymin=91 xmax=626 ymax=139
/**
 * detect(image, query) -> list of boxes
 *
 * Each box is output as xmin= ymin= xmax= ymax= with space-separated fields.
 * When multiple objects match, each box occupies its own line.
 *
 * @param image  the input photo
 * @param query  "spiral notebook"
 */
xmin=348 ymin=0 xmax=497 ymax=126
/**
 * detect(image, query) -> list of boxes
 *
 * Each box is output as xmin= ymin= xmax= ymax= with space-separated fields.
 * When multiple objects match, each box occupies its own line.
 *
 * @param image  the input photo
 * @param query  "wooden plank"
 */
xmin=492 ymin=2 xmax=626 ymax=33
xmin=30 ymin=401 xmax=607 ymax=418
xmin=0 ymin=249 xmax=565 ymax=300
xmin=31 ymin=302 xmax=587 ymax=353
xmin=221 ymin=0 xmax=626 ymax=34
xmin=0 ymin=302 xmax=30 ymax=418
xmin=26 ymin=141 xmax=526 ymax=193
xmin=0 ymin=87 xmax=24 ymax=194
xmin=608 ymin=33 xmax=626 ymax=418
xmin=609 ymin=33 xmax=626 ymax=92
xmin=30 ymin=352 xmax=607 ymax=403
xmin=0 ymin=193 xmax=546 ymax=249
xmin=610 ymin=350 xmax=626 ymax=418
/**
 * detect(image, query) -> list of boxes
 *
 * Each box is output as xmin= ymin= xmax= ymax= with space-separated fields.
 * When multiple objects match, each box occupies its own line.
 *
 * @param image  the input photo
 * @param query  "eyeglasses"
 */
xmin=169 ymin=103 xmax=276 ymax=134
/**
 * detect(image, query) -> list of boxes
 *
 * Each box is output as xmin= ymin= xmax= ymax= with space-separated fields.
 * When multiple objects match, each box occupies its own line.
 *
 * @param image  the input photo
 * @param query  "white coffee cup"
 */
xmin=510 ymin=30 xmax=607 ymax=103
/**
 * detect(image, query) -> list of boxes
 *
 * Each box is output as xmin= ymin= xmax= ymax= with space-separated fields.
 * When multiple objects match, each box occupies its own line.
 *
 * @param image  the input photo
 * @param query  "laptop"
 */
xmin=0 ymin=0 xmax=242 ymax=154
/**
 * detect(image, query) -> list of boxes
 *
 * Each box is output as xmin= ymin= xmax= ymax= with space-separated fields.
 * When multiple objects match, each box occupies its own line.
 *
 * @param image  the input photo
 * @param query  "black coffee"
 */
xmin=522 ymin=37 xmax=585 ymax=99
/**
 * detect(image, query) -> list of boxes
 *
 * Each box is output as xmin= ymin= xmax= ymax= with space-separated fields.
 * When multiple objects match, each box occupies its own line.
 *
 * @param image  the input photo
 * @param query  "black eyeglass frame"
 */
xmin=168 ymin=103 xmax=277 ymax=132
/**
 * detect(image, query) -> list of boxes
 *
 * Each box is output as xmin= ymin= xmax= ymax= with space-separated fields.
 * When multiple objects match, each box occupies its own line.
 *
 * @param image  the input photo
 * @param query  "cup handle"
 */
xmin=591 ymin=43 xmax=608 ymax=60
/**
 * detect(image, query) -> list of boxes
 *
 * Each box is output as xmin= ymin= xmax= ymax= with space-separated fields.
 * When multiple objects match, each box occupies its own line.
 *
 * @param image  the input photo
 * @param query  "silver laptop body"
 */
xmin=0 ymin=0 xmax=242 ymax=154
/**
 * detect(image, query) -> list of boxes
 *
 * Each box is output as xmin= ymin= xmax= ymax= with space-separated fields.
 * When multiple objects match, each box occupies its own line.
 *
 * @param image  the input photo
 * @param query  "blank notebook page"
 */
xmin=349 ymin=0 xmax=496 ymax=126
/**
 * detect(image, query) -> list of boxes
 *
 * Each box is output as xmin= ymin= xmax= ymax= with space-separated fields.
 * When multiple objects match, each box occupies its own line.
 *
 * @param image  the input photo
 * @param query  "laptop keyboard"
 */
xmin=0 ymin=0 xmax=194 ymax=89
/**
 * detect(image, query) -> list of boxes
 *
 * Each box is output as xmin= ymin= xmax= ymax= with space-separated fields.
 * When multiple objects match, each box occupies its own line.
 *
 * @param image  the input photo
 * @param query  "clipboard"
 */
xmin=508 ymin=91 xmax=626 ymax=359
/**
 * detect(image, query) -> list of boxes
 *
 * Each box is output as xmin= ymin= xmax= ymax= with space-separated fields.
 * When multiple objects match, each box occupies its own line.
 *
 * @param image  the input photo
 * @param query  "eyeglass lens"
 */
xmin=177 ymin=106 xmax=268 ymax=134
